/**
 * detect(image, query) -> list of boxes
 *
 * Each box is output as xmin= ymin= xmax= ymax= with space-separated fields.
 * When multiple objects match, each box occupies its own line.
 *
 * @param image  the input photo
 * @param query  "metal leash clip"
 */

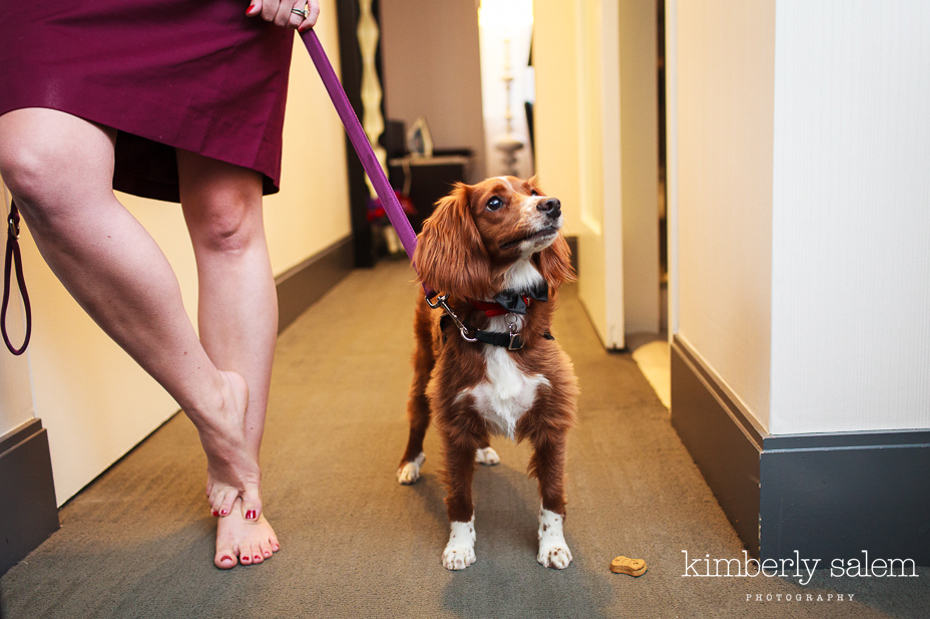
xmin=506 ymin=314 xmax=524 ymax=351
xmin=7 ymin=208 xmax=19 ymax=239
xmin=425 ymin=293 xmax=477 ymax=343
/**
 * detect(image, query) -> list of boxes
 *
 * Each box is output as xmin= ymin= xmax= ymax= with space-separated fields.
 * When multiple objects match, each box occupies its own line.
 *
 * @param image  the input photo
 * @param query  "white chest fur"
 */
xmin=456 ymin=310 xmax=550 ymax=439
xmin=455 ymin=259 xmax=550 ymax=439
xmin=459 ymin=344 xmax=550 ymax=439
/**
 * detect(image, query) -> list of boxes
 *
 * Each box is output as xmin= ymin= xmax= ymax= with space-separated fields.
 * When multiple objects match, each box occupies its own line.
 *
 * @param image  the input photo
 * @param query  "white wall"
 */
xmin=536 ymin=0 xmax=657 ymax=347
xmin=380 ymin=0 xmax=487 ymax=182
xmin=1 ymin=1 xmax=351 ymax=505
xmin=478 ymin=0 xmax=535 ymax=179
xmin=0 ymin=186 xmax=34 ymax=436
xmin=672 ymin=0 xmax=775 ymax=430
xmin=669 ymin=0 xmax=930 ymax=436
xmin=769 ymin=0 xmax=930 ymax=434
xmin=619 ymin=0 xmax=660 ymax=334
xmin=532 ymin=0 xmax=583 ymax=238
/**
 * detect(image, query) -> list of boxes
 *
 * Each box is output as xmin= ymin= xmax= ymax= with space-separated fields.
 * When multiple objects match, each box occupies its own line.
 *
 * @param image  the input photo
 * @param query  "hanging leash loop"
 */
xmin=2 ymin=200 xmax=32 ymax=355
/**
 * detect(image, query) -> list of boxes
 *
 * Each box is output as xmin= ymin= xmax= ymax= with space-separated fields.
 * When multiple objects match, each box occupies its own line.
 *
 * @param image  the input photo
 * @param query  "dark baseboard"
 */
xmin=0 ymin=419 xmax=59 ymax=576
xmin=761 ymin=431 xmax=930 ymax=565
xmin=670 ymin=336 xmax=763 ymax=554
xmin=275 ymin=235 xmax=354 ymax=333
xmin=671 ymin=335 xmax=930 ymax=565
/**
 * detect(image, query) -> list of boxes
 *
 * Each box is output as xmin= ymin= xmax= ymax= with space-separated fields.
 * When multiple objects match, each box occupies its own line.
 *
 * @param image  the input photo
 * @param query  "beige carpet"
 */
xmin=2 ymin=260 xmax=926 ymax=618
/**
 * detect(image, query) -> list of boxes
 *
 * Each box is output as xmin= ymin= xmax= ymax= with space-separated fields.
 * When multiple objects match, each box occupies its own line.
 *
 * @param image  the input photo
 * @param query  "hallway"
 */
xmin=1 ymin=261 xmax=923 ymax=617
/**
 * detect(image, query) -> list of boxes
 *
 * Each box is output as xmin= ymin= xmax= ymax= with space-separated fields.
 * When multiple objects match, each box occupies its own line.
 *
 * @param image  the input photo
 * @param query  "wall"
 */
xmin=769 ymin=0 xmax=930 ymax=434
xmin=531 ymin=0 xmax=583 ymax=238
xmin=2 ymin=1 xmax=350 ymax=505
xmin=619 ymin=0 xmax=659 ymax=334
xmin=379 ymin=0 xmax=487 ymax=182
xmin=672 ymin=0 xmax=775 ymax=430
xmin=477 ymin=0 xmax=535 ymax=179
xmin=0 ymin=186 xmax=34 ymax=436
xmin=670 ymin=0 xmax=930 ymax=436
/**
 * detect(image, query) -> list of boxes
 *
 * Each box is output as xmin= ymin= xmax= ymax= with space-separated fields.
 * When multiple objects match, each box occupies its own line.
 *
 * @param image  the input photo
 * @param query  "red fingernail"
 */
xmin=245 ymin=510 xmax=257 ymax=520
xmin=245 ymin=5 xmax=257 ymax=16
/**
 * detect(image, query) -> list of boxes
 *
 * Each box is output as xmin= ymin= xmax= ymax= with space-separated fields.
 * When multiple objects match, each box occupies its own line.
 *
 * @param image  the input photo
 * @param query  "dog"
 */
xmin=396 ymin=176 xmax=578 ymax=570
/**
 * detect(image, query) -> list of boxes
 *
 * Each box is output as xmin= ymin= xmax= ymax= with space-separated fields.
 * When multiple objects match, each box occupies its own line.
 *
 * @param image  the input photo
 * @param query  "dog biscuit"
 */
xmin=610 ymin=555 xmax=647 ymax=577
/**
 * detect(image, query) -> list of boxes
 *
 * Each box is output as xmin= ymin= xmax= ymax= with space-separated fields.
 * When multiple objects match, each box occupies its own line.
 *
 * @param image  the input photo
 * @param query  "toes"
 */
xmin=397 ymin=462 xmax=421 ymax=485
xmin=442 ymin=546 xmax=477 ymax=570
xmin=241 ymin=485 xmax=262 ymax=521
xmin=214 ymin=487 xmax=238 ymax=518
xmin=259 ymin=538 xmax=274 ymax=559
xmin=397 ymin=452 xmax=425 ymax=485
xmin=475 ymin=446 xmax=500 ymax=466
xmin=538 ymin=545 xmax=573 ymax=569
xmin=214 ymin=542 xmax=238 ymax=570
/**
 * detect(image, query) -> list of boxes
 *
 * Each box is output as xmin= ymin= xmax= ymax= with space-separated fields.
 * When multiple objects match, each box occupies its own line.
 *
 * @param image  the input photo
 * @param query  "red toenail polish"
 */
xmin=221 ymin=555 xmax=233 ymax=562
xmin=220 ymin=509 xmax=228 ymax=516
xmin=212 ymin=510 xmax=219 ymax=517
xmin=245 ymin=510 xmax=256 ymax=520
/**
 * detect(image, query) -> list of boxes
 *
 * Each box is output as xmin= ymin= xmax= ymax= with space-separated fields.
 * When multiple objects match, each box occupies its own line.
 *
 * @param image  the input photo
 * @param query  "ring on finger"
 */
xmin=291 ymin=6 xmax=309 ymax=19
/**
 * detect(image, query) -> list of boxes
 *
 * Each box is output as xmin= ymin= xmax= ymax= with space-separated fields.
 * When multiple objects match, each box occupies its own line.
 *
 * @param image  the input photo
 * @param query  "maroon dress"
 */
xmin=0 ymin=1 xmax=294 ymax=202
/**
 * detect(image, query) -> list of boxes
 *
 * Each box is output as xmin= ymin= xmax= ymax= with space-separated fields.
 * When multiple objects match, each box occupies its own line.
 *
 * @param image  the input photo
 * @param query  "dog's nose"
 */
xmin=537 ymin=198 xmax=561 ymax=218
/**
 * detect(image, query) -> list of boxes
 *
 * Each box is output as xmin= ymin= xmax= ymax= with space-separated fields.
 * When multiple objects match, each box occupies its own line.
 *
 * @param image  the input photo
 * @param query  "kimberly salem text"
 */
xmin=681 ymin=550 xmax=919 ymax=587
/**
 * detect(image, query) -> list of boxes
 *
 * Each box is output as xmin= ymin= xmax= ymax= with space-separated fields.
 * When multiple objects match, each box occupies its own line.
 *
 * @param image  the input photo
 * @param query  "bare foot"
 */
xmin=195 ymin=371 xmax=263 ymax=520
xmin=214 ymin=498 xmax=280 ymax=569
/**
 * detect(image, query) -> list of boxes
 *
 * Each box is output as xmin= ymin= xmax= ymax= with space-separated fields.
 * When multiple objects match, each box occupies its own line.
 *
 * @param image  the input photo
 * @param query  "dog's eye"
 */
xmin=486 ymin=196 xmax=504 ymax=211
xmin=530 ymin=189 xmax=539 ymax=196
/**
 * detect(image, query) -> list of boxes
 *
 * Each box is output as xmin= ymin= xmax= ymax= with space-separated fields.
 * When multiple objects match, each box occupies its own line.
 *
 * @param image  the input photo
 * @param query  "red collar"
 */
xmin=470 ymin=296 xmax=532 ymax=317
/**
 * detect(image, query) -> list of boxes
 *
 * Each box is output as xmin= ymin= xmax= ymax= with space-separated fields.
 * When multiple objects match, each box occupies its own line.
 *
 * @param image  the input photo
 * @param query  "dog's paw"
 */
xmin=537 ymin=507 xmax=572 ymax=569
xmin=442 ymin=519 xmax=477 ymax=570
xmin=396 ymin=452 xmax=426 ymax=485
xmin=474 ymin=446 xmax=500 ymax=466
xmin=538 ymin=542 xmax=573 ymax=569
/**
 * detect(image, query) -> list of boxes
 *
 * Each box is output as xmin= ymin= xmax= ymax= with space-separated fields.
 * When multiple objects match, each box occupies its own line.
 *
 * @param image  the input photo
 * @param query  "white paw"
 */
xmin=537 ymin=507 xmax=572 ymax=569
xmin=397 ymin=452 xmax=425 ymax=485
xmin=442 ymin=518 xmax=477 ymax=570
xmin=538 ymin=541 xmax=573 ymax=569
xmin=475 ymin=446 xmax=500 ymax=466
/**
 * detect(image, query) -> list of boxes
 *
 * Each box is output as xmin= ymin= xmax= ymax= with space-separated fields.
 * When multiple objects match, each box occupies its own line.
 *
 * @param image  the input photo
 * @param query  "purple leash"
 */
xmin=301 ymin=29 xmax=475 ymax=336
xmin=300 ymin=29 xmax=418 ymax=261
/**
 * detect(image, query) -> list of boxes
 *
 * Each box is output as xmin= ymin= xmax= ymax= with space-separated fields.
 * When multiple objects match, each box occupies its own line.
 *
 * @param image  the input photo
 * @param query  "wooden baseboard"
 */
xmin=275 ymin=235 xmax=355 ymax=333
xmin=0 ymin=419 xmax=59 ymax=576
xmin=671 ymin=335 xmax=930 ymax=565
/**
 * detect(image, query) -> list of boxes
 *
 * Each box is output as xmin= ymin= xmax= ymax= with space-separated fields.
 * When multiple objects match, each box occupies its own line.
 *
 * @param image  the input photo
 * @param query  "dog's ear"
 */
xmin=536 ymin=233 xmax=575 ymax=288
xmin=414 ymin=183 xmax=491 ymax=299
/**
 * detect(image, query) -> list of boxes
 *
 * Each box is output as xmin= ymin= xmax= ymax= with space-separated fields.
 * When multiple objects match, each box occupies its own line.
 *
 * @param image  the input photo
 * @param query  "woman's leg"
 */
xmin=0 ymin=108 xmax=260 ymax=519
xmin=176 ymin=150 xmax=280 ymax=568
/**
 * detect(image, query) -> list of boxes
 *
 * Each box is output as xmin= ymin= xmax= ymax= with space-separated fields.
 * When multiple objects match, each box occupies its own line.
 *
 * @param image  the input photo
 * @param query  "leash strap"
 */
xmin=300 ymin=29 xmax=418 ymax=261
xmin=2 ymin=200 xmax=32 ymax=355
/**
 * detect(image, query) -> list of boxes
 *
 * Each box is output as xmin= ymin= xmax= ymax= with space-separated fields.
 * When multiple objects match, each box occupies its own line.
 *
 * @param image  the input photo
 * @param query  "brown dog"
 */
xmin=397 ymin=176 xmax=578 ymax=570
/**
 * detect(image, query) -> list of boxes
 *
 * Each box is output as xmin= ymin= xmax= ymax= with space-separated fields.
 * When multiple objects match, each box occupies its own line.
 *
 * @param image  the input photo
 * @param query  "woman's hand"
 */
xmin=246 ymin=0 xmax=320 ymax=32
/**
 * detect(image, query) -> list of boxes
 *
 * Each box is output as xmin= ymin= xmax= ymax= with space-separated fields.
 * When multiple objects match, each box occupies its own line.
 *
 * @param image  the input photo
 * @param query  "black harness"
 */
xmin=433 ymin=284 xmax=555 ymax=351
